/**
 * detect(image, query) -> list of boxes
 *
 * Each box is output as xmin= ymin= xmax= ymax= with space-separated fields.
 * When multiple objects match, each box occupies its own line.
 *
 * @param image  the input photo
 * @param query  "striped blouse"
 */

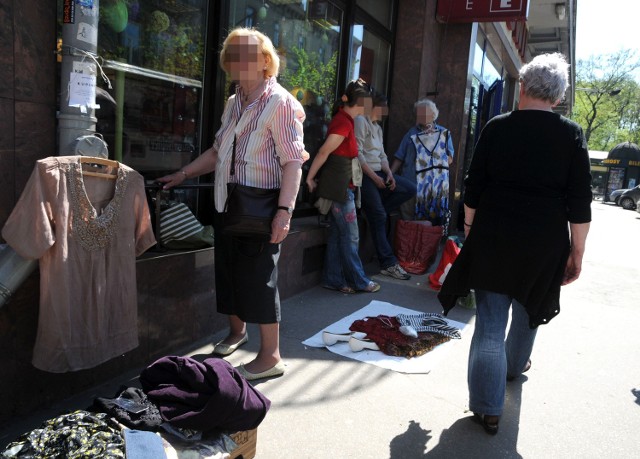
xmin=213 ymin=76 xmax=306 ymax=212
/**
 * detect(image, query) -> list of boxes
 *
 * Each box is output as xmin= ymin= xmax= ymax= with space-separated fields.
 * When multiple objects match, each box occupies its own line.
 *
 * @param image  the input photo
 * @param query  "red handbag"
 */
xmin=428 ymin=238 xmax=462 ymax=291
xmin=394 ymin=220 xmax=443 ymax=275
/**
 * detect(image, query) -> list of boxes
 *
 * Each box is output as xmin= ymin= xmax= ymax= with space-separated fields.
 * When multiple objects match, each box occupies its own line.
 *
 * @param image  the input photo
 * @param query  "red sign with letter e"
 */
xmin=436 ymin=0 xmax=529 ymax=23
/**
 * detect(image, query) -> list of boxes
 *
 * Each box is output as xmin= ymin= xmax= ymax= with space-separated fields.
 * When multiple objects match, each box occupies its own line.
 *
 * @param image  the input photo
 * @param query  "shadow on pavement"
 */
xmin=417 ymin=374 xmax=526 ymax=458
xmin=389 ymin=420 xmax=431 ymax=458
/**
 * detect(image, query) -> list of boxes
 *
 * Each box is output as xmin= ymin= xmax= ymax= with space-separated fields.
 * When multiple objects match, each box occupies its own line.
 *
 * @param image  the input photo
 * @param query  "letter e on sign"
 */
xmin=490 ymin=0 xmax=522 ymax=13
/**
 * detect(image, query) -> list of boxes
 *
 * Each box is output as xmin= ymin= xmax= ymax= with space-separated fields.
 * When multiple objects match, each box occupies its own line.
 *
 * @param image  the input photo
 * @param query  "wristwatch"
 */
xmin=277 ymin=206 xmax=293 ymax=215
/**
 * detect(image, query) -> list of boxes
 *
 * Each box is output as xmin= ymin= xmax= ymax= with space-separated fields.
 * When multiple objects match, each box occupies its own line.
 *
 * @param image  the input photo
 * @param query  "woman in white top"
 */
xmin=355 ymin=92 xmax=416 ymax=280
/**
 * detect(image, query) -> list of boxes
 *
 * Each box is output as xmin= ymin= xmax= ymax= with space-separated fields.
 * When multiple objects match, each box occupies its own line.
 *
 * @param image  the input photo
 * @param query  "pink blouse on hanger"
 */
xmin=2 ymin=156 xmax=156 ymax=372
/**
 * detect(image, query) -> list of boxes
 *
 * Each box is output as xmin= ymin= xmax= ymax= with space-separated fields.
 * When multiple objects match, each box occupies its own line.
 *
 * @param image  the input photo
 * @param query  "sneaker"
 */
xmin=381 ymin=264 xmax=411 ymax=280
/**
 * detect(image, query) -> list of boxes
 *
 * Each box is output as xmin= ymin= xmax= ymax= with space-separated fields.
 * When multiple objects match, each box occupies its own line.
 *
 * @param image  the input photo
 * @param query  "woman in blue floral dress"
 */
xmin=392 ymin=99 xmax=454 ymax=225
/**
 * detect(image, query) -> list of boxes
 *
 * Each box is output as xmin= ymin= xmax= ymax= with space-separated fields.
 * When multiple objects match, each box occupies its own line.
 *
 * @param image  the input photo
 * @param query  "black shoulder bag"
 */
xmin=222 ymin=136 xmax=279 ymax=241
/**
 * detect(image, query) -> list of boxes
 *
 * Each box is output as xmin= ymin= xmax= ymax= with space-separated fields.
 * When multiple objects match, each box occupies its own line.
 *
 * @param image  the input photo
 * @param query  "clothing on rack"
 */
xmin=1 ymin=156 xmax=156 ymax=372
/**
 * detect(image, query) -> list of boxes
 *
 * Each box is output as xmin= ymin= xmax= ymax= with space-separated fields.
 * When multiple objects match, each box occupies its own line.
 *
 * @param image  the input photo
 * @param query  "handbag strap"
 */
xmin=224 ymin=136 xmax=237 ymax=214
xmin=230 ymin=135 xmax=237 ymax=177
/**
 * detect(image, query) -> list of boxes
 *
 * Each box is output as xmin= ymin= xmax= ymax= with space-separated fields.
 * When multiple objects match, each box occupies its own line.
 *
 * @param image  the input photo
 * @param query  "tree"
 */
xmin=279 ymin=47 xmax=338 ymax=120
xmin=615 ymin=79 xmax=640 ymax=145
xmin=572 ymin=49 xmax=640 ymax=150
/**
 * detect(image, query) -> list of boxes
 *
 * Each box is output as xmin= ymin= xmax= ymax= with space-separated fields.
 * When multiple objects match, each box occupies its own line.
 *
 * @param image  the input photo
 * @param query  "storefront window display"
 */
xmin=463 ymin=33 xmax=508 ymax=223
xmin=61 ymin=0 xmax=210 ymax=221
xmin=469 ymin=33 xmax=505 ymax=147
xmin=61 ymin=1 xmax=395 ymax=216
xmin=96 ymin=0 xmax=207 ymax=176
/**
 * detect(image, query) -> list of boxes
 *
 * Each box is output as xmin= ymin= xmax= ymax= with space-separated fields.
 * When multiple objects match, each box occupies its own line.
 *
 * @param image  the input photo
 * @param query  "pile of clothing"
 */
xmin=350 ymin=313 xmax=461 ymax=358
xmin=2 ymin=356 xmax=270 ymax=459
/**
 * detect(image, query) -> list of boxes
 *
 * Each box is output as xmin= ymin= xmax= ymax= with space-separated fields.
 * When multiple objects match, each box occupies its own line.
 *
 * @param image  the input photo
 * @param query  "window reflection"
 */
xmin=356 ymin=0 xmax=393 ymax=29
xmin=95 ymin=0 xmax=207 ymax=180
xmin=349 ymin=25 xmax=390 ymax=91
xmin=482 ymin=56 xmax=501 ymax=86
xmin=90 ymin=0 xmax=208 ymax=223
xmin=473 ymin=43 xmax=484 ymax=77
xmin=99 ymin=0 xmax=206 ymax=80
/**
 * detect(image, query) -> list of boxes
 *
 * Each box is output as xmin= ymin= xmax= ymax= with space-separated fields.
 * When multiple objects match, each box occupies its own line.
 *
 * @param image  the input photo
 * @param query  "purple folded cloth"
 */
xmin=139 ymin=356 xmax=270 ymax=432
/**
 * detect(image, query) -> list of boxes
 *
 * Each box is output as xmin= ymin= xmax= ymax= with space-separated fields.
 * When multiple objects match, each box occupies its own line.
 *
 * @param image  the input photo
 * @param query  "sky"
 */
xmin=575 ymin=0 xmax=640 ymax=60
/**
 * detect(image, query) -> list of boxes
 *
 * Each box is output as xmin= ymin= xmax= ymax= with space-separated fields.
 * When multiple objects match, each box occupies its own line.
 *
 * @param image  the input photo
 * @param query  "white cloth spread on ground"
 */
xmin=302 ymin=301 xmax=468 ymax=374
xmin=1 ymin=156 xmax=156 ymax=372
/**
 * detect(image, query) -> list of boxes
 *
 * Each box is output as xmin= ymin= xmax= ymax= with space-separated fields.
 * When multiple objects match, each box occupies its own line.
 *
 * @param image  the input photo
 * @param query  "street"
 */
xmin=246 ymin=200 xmax=640 ymax=458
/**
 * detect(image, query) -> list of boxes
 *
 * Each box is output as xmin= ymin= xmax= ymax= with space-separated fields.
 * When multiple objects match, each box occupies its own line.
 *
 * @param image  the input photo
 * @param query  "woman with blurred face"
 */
xmin=355 ymin=92 xmax=415 ymax=280
xmin=158 ymin=28 xmax=306 ymax=381
xmin=391 ymin=99 xmax=455 ymax=222
xmin=306 ymin=79 xmax=380 ymax=294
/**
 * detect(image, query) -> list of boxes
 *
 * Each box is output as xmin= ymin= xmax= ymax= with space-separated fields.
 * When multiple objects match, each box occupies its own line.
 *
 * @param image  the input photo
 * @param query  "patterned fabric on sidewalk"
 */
xmin=396 ymin=313 xmax=462 ymax=339
xmin=350 ymin=315 xmax=452 ymax=359
xmin=1 ymin=410 xmax=125 ymax=458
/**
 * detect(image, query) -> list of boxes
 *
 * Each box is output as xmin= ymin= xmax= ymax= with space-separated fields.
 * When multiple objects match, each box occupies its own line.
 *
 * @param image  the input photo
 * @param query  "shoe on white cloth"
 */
xmin=381 ymin=264 xmax=411 ymax=280
xmin=399 ymin=325 xmax=418 ymax=338
xmin=348 ymin=336 xmax=380 ymax=352
xmin=322 ymin=331 xmax=367 ymax=346
xmin=322 ymin=331 xmax=351 ymax=346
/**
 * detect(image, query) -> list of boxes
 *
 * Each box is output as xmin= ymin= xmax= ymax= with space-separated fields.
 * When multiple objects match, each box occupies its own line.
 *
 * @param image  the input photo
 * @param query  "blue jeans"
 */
xmin=360 ymin=172 xmax=416 ymax=269
xmin=468 ymin=290 xmax=538 ymax=416
xmin=323 ymin=189 xmax=371 ymax=290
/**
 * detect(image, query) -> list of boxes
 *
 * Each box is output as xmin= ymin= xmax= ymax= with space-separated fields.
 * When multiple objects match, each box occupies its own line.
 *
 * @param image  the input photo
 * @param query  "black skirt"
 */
xmin=214 ymin=211 xmax=281 ymax=323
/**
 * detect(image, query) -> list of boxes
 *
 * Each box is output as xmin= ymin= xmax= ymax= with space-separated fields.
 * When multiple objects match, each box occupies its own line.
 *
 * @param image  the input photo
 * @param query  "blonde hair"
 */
xmin=219 ymin=27 xmax=280 ymax=77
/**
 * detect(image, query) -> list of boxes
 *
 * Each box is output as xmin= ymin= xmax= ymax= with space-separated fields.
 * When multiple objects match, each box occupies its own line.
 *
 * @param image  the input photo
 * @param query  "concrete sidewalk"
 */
xmin=246 ymin=203 xmax=640 ymax=458
xmin=2 ymin=203 xmax=640 ymax=458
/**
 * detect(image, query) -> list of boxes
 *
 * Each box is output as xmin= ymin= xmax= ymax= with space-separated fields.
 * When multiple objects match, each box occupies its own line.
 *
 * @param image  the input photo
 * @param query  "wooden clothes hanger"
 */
xmin=79 ymin=156 xmax=119 ymax=180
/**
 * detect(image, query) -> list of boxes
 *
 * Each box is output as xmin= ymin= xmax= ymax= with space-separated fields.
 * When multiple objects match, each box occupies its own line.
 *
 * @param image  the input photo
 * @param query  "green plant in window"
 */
xmin=279 ymin=47 xmax=337 ymax=120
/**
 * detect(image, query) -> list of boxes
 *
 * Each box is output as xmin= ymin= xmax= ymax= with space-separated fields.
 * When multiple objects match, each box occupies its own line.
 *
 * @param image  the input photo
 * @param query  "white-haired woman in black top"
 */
xmin=439 ymin=53 xmax=591 ymax=435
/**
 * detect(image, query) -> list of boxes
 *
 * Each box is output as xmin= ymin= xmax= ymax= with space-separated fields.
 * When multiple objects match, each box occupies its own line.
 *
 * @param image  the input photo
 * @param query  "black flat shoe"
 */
xmin=507 ymin=359 xmax=532 ymax=381
xmin=473 ymin=412 xmax=499 ymax=435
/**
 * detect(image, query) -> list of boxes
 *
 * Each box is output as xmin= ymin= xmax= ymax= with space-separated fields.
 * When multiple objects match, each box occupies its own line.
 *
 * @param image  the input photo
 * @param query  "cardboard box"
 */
xmin=229 ymin=428 xmax=258 ymax=459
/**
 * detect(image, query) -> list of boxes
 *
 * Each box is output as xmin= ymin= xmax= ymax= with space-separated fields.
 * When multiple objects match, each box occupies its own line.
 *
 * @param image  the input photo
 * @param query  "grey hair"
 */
xmin=414 ymin=98 xmax=439 ymax=121
xmin=519 ymin=53 xmax=569 ymax=103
